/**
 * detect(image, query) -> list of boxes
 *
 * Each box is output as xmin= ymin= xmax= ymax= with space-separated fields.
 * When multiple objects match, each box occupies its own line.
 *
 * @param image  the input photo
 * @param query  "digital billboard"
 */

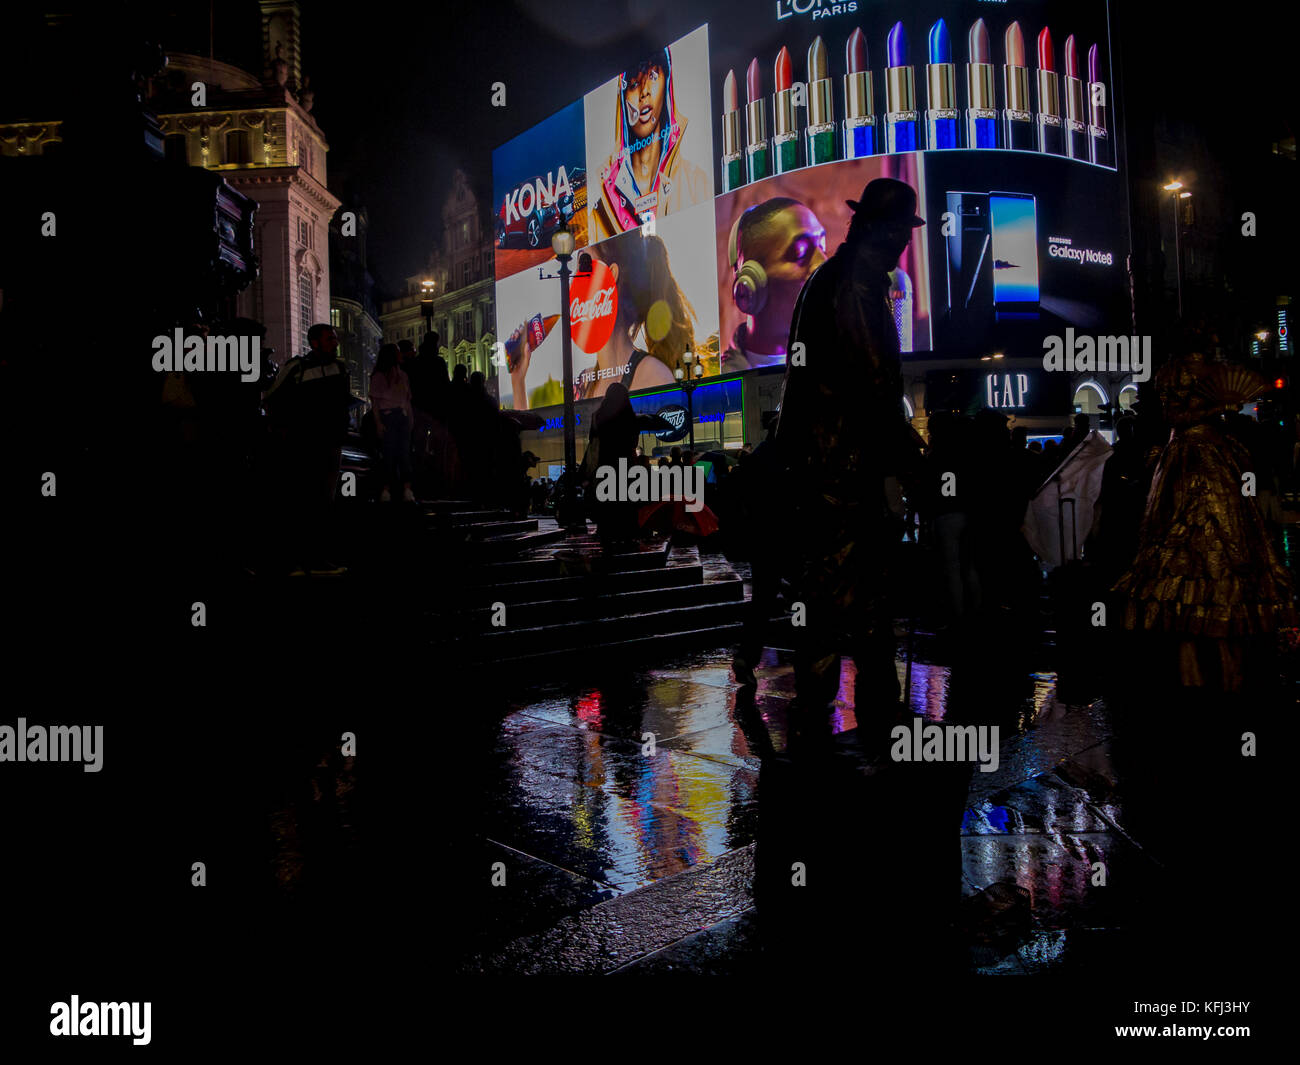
xmin=491 ymin=100 xmax=588 ymax=282
xmin=492 ymin=1 xmax=1127 ymax=408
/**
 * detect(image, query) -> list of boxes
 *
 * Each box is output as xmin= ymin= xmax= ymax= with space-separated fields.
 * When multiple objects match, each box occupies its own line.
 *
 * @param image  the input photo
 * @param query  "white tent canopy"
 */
xmin=1022 ymin=432 xmax=1114 ymax=570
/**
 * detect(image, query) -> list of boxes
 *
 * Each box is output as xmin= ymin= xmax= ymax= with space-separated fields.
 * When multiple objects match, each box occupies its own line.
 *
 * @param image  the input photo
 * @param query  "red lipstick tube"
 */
xmin=1036 ymin=28 xmax=1064 ymax=156
xmin=1062 ymin=36 xmax=1087 ymax=160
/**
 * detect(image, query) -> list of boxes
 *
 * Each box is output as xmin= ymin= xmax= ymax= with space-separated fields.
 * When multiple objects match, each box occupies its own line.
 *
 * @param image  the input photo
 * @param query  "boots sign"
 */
xmin=653 ymin=404 xmax=690 ymax=442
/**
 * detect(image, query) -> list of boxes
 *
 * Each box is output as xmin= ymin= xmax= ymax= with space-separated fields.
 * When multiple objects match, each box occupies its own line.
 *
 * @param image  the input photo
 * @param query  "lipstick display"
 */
xmin=884 ymin=22 xmax=919 ymax=152
xmin=773 ymin=46 xmax=800 ymax=174
xmin=1002 ymin=21 xmax=1034 ymax=151
xmin=1036 ymin=27 xmax=1064 ymax=156
xmin=805 ymin=36 xmax=836 ymax=166
xmin=965 ymin=18 xmax=998 ymax=148
xmin=720 ymin=69 xmax=744 ymax=192
xmin=925 ymin=18 xmax=959 ymax=149
xmin=842 ymin=27 xmax=876 ymax=158
xmin=1087 ymin=44 xmax=1111 ymax=167
xmin=1062 ymin=36 xmax=1088 ymax=161
xmin=744 ymin=58 xmax=770 ymax=184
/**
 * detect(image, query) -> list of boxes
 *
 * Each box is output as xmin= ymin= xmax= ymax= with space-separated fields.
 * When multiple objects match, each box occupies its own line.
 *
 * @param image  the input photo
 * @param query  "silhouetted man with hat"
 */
xmin=774 ymin=177 xmax=925 ymax=735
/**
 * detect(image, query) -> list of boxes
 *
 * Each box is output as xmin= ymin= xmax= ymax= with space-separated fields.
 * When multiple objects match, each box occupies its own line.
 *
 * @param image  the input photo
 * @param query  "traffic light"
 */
xmin=1261 ymin=374 xmax=1290 ymax=428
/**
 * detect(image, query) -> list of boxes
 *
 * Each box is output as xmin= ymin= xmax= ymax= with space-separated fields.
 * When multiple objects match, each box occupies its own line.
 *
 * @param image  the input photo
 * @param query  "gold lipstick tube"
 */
xmin=884 ymin=65 xmax=918 ymax=152
xmin=926 ymin=62 xmax=958 ymax=149
xmin=773 ymin=87 xmax=799 ymax=172
xmin=809 ymin=77 xmax=834 ymax=129
xmin=745 ymin=99 xmax=768 ymax=144
xmin=806 ymin=77 xmax=836 ymax=164
xmin=774 ymin=88 xmax=797 ymax=138
xmin=968 ymin=62 xmax=995 ymax=111
xmin=966 ymin=62 xmax=998 ymax=147
xmin=721 ymin=108 xmax=743 ymax=191
xmin=1002 ymin=64 xmax=1033 ymax=150
xmin=745 ymin=98 xmax=770 ymax=182
xmin=1036 ymin=68 xmax=1063 ymax=155
xmin=843 ymin=69 xmax=876 ymax=157
xmin=885 ymin=65 xmax=916 ymax=114
xmin=722 ymin=109 xmax=741 ymax=159
xmin=1004 ymin=65 xmax=1030 ymax=114
xmin=1064 ymin=73 xmax=1087 ymax=160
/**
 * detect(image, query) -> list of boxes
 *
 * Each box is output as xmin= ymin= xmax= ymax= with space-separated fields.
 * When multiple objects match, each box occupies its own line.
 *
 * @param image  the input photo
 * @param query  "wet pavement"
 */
xmin=453 ymin=624 xmax=1191 ymax=976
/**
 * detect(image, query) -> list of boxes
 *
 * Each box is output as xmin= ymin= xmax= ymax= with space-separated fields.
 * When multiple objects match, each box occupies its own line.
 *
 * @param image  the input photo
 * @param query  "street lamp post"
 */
xmin=674 ymin=352 xmax=705 ymax=454
xmin=1162 ymin=181 xmax=1190 ymax=320
xmin=545 ymin=221 xmax=590 ymax=531
xmin=420 ymin=279 xmax=435 ymax=337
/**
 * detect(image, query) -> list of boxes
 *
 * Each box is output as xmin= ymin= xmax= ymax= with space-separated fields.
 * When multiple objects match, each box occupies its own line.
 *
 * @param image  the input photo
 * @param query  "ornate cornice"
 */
xmin=224 ymin=166 xmax=340 ymax=212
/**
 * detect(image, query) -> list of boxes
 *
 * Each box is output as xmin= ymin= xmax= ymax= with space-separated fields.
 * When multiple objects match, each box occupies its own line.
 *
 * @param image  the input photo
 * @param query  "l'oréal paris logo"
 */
xmin=777 ymin=0 xmax=858 ymax=22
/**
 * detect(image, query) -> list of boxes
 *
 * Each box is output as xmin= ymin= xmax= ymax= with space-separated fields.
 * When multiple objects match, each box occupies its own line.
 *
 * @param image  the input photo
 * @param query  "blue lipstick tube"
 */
xmin=926 ymin=21 xmax=959 ymax=149
xmin=885 ymin=23 xmax=919 ymax=152
xmin=966 ymin=61 xmax=998 ymax=148
xmin=842 ymin=69 xmax=877 ymax=157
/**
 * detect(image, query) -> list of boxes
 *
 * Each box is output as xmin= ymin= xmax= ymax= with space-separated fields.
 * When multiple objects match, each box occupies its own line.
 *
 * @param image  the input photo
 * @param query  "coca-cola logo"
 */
xmin=570 ymin=288 xmax=615 ymax=325
xmin=567 ymin=259 xmax=618 ymax=354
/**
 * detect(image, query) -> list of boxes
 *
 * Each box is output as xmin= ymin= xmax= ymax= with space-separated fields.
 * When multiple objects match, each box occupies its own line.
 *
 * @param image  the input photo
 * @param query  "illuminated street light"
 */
xmin=420 ymin=279 xmax=435 ymax=335
xmin=675 ymin=352 xmax=705 ymax=452
xmin=1162 ymin=180 xmax=1190 ymax=318
xmin=546 ymin=220 xmax=588 ymax=530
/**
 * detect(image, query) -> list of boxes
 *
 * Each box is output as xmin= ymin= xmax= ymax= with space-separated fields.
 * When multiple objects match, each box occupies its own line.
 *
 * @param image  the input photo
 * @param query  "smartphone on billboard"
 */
xmin=944 ymin=191 xmax=992 ymax=317
xmin=989 ymin=192 xmax=1039 ymax=309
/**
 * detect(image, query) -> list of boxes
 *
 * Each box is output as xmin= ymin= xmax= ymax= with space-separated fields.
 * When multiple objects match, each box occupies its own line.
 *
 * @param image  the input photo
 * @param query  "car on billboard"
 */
xmin=496 ymin=169 xmax=585 ymax=249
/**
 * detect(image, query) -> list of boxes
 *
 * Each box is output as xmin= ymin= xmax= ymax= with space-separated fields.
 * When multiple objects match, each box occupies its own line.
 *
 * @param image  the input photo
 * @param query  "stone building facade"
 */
xmin=381 ymin=169 xmax=495 ymax=381
xmin=148 ymin=1 xmax=340 ymax=369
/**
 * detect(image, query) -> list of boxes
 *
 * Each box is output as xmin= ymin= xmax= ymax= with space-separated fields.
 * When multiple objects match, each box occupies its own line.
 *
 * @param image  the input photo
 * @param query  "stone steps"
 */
xmin=424 ymin=502 xmax=747 ymax=665
xmin=433 ymin=564 xmax=741 ymax=636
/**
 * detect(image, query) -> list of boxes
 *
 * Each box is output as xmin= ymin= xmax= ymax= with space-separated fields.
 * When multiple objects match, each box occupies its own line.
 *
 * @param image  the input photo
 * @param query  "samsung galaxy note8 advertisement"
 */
xmin=491 ymin=0 xmax=1129 ymax=407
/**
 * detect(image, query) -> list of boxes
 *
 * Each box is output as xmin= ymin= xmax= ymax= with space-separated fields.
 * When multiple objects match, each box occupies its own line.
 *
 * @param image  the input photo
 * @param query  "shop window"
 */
xmin=1072 ymin=383 xmax=1107 ymax=414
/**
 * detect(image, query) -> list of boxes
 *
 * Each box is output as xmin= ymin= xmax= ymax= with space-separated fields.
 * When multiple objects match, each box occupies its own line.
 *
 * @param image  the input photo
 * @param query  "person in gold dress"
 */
xmin=1113 ymin=350 xmax=1297 ymax=691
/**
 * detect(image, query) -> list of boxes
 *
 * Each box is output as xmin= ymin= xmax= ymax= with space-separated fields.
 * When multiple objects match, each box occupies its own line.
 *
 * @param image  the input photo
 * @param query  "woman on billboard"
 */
xmin=507 ymin=230 xmax=697 ymax=406
xmin=592 ymin=48 xmax=710 ymax=240
xmin=577 ymin=229 xmax=697 ymax=400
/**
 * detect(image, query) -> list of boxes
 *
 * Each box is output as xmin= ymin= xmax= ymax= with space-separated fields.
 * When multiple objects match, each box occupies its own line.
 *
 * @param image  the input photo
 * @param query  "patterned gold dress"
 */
xmin=1113 ymin=353 xmax=1297 ymax=689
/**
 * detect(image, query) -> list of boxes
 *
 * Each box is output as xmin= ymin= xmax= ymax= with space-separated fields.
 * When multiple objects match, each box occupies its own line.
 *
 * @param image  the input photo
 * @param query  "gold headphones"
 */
xmin=728 ymin=212 xmax=768 ymax=315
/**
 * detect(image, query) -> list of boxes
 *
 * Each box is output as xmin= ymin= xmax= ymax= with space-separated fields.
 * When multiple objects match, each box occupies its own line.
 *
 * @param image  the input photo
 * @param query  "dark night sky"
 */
xmin=300 ymin=0 xmax=1298 ymax=296
xmin=302 ymin=0 xmax=732 ymax=292
xmin=33 ymin=0 xmax=1296 ymax=297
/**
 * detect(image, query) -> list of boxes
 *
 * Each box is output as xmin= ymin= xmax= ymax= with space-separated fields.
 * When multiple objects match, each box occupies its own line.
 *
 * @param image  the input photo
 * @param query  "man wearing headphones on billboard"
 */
xmin=722 ymin=197 xmax=828 ymax=372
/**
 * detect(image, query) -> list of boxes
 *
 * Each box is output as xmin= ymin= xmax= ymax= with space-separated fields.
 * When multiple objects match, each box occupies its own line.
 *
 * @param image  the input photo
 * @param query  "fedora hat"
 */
xmin=846 ymin=178 xmax=926 ymax=227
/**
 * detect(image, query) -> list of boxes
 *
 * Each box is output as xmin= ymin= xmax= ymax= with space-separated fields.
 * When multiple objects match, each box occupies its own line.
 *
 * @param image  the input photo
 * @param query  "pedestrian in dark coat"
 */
xmin=774 ymin=177 xmax=925 ymax=715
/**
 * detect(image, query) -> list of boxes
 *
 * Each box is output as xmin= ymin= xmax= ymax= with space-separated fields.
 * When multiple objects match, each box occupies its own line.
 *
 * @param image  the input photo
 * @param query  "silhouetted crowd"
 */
xmin=362 ymin=335 xmax=531 ymax=515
